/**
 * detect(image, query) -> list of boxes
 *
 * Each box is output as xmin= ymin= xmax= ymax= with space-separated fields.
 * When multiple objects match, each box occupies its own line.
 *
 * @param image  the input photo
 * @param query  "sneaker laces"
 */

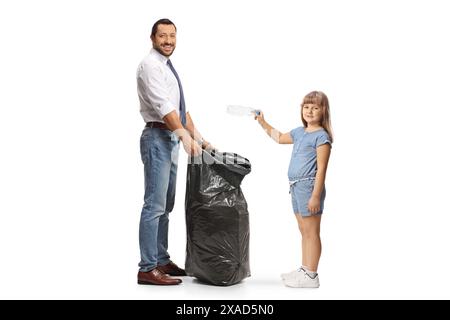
xmin=301 ymin=267 xmax=318 ymax=279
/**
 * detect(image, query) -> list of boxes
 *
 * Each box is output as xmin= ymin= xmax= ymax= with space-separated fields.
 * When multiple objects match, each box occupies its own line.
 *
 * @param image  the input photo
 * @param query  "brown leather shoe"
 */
xmin=157 ymin=261 xmax=187 ymax=276
xmin=137 ymin=268 xmax=182 ymax=285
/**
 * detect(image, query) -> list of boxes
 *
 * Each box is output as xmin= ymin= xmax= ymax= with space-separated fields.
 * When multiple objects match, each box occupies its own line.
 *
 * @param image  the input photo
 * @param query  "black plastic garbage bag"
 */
xmin=185 ymin=150 xmax=251 ymax=286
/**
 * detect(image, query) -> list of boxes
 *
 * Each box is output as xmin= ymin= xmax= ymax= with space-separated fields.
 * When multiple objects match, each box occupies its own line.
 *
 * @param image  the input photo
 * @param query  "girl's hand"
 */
xmin=253 ymin=111 xmax=265 ymax=125
xmin=308 ymin=195 xmax=321 ymax=215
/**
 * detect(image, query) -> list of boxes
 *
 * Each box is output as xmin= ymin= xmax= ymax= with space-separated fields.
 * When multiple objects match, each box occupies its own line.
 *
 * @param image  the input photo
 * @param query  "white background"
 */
xmin=1 ymin=0 xmax=449 ymax=299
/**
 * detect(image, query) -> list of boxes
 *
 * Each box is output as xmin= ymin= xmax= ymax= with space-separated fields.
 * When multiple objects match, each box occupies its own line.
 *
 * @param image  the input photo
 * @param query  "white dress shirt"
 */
xmin=136 ymin=48 xmax=186 ymax=123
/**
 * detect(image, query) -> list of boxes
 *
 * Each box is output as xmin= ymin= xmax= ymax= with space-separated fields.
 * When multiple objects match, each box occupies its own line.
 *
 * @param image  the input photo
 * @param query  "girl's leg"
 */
xmin=295 ymin=214 xmax=322 ymax=272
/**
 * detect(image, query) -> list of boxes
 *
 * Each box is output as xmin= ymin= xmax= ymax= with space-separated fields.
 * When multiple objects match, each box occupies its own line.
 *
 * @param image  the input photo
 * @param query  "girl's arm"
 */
xmin=254 ymin=112 xmax=293 ymax=144
xmin=308 ymin=143 xmax=331 ymax=214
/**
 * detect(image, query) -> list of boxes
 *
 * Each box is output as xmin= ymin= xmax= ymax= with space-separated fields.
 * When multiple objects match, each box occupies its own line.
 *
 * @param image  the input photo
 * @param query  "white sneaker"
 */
xmin=281 ymin=268 xmax=302 ymax=280
xmin=283 ymin=269 xmax=320 ymax=288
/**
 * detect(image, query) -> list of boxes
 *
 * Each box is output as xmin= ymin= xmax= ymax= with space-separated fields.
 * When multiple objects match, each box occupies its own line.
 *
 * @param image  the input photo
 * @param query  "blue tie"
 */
xmin=167 ymin=59 xmax=186 ymax=126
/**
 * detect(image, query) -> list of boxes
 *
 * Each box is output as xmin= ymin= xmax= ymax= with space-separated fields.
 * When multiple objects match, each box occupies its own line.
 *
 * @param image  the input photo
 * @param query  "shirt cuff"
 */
xmin=156 ymin=101 xmax=176 ymax=118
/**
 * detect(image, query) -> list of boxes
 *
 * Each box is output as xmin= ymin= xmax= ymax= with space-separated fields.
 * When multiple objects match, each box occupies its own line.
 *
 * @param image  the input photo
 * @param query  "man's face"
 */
xmin=151 ymin=24 xmax=176 ymax=57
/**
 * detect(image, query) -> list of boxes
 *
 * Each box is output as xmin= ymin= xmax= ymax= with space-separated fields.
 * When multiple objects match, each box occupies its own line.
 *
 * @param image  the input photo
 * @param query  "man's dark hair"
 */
xmin=151 ymin=18 xmax=176 ymax=37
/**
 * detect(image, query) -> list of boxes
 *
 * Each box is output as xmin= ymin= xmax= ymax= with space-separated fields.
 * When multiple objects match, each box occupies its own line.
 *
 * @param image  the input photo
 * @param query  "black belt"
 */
xmin=146 ymin=122 xmax=170 ymax=130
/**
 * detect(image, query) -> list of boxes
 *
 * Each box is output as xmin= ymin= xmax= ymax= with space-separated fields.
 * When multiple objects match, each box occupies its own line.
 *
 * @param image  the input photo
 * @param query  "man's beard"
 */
xmin=154 ymin=43 xmax=175 ymax=57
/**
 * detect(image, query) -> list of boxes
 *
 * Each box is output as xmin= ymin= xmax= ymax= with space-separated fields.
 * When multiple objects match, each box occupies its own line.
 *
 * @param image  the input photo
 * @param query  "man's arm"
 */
xmin=137 ymin=64 xmax=201 ymax=155
xmin=184 ymin=112 xmax=212 ymax=150
xmin=163 ymin=111 xmax=202 ymax=156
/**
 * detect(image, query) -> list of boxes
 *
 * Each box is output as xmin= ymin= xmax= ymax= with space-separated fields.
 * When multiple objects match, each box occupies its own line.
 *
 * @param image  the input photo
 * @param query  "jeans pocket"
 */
xmin=140 ymin=137 xmax=149 ymax=163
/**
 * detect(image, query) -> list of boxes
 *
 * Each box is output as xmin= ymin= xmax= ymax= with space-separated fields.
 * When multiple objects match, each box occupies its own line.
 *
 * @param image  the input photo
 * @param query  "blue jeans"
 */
xmin=139 ymin=127 xmax=179 ymax=272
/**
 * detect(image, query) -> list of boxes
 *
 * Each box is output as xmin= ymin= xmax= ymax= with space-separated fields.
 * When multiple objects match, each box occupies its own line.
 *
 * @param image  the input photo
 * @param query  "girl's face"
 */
xmin=302 ymin=103 xmax=323 ymax=126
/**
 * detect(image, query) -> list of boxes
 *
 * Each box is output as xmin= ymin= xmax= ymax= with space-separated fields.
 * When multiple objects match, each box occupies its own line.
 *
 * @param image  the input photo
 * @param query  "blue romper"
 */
xmin=288 ymin=127 xmax=331 ymax=216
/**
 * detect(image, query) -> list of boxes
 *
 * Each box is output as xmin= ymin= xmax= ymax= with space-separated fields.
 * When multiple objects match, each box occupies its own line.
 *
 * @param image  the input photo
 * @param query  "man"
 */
xmin=136 ymin=18 xmax=211 ymax=285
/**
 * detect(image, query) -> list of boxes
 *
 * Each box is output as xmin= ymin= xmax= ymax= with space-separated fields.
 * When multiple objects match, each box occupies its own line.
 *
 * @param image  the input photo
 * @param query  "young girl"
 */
xmin=255 ymin=91 xmax=333 ymax=288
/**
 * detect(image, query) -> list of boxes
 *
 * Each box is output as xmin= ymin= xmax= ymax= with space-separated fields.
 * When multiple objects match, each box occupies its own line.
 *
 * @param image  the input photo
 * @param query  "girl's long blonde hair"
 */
xmin=301 ymin=91 xmax=334 ymax=143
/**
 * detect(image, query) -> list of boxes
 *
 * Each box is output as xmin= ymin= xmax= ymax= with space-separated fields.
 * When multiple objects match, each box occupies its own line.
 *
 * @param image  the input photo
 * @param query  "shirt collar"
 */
xmin=150 ymin=48 xmax=169 ymax=64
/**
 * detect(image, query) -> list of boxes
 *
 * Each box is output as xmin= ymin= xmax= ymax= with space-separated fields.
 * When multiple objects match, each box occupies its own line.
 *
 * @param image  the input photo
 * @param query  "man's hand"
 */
xmin=181 ymin=135 xmax=202 ymax=156
xmin=201 ymin=140 xmax=217 ymax=152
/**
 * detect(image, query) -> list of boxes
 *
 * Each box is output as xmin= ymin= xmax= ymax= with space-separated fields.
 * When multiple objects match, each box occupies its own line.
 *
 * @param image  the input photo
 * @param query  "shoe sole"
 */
xmin=283 ymin=279 xmax=319 ymax=288
xmin=281 ymin=272 xmax=300 ymax=280
xmin=285 ymin=284 xmax=320 ymax=288
xmin=137 ymin=280 xmax=181 ymax=285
